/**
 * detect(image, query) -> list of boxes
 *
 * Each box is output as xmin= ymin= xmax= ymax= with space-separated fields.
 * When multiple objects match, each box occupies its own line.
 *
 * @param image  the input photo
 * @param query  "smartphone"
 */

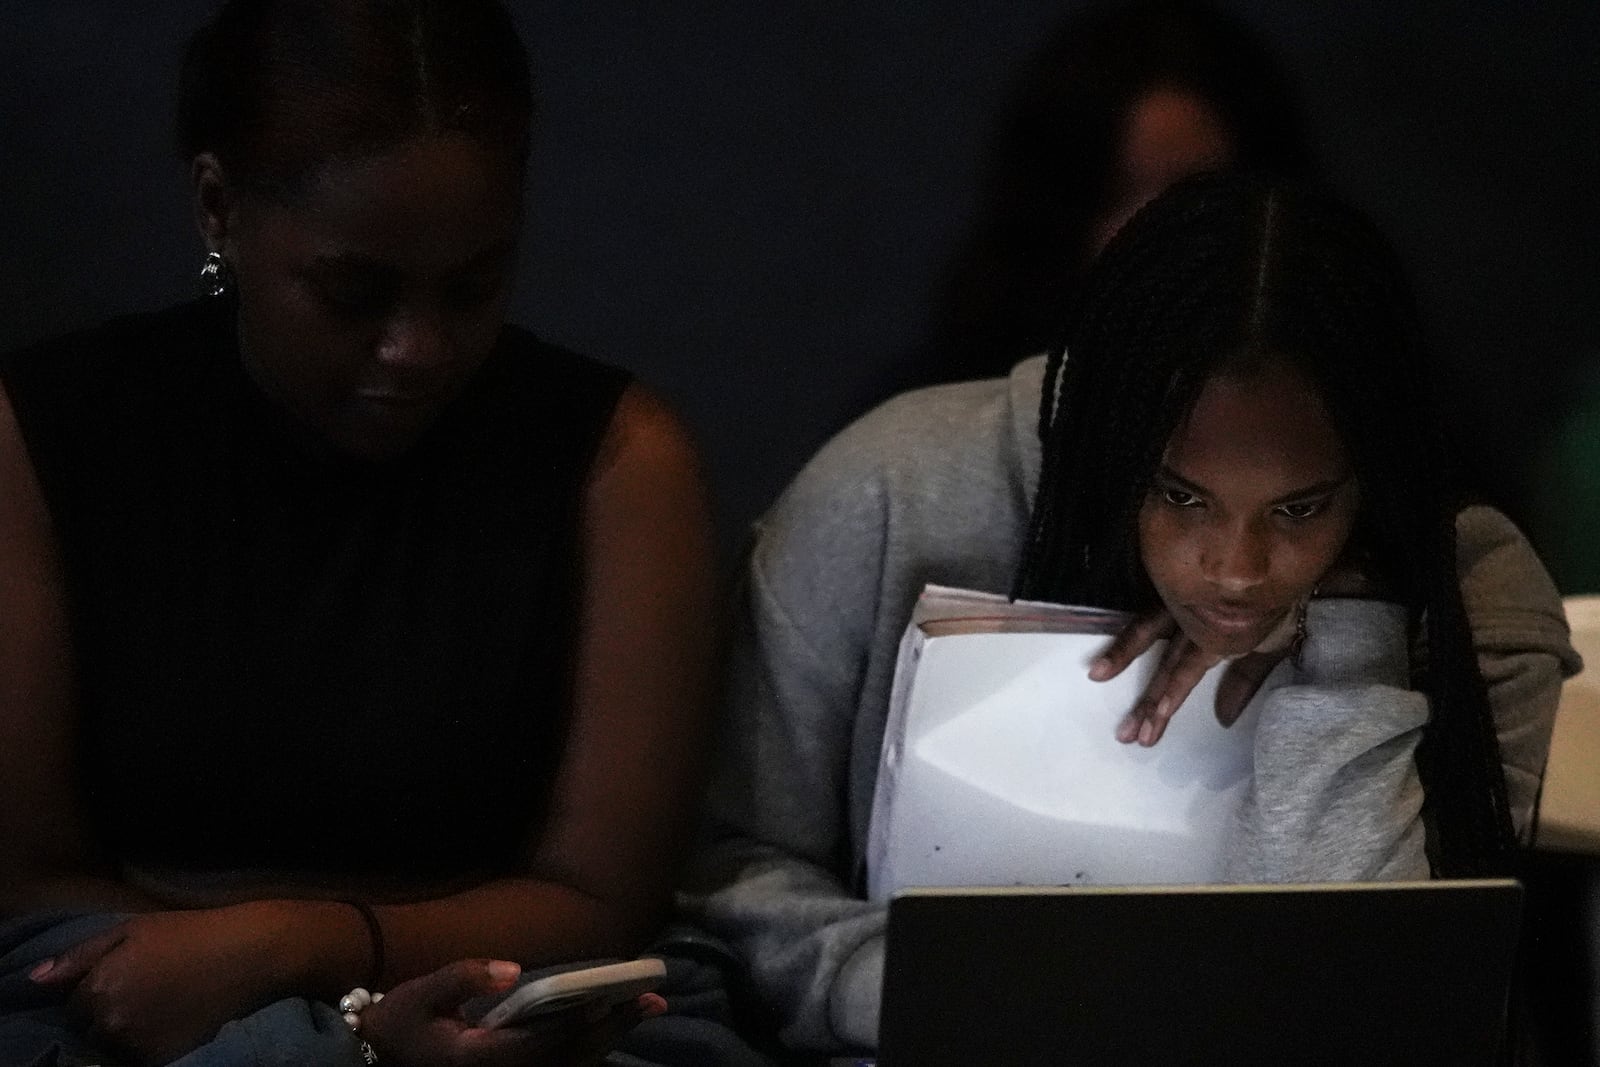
xmin=477 ymin=958 xmax=667 ymax=1030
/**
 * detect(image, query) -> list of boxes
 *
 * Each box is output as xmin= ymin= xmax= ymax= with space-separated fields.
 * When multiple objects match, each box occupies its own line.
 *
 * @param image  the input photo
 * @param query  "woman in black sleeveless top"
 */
xmin=0 ymin=3 xmax=715 ymax=1064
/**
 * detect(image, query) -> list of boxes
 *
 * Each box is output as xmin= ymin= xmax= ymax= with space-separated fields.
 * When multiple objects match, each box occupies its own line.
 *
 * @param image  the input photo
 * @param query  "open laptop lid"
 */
xmin=879 ymin=880 xmax=1522 ymax=1067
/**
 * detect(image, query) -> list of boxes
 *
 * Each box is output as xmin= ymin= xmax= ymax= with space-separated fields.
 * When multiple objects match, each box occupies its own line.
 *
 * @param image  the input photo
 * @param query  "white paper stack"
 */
xmin=865 ymin=585 xmax=1288 ymax=901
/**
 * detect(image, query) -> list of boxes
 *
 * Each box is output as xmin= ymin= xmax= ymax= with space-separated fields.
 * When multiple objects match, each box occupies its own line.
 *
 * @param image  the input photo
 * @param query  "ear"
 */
xmin=191 ymin=152 xmax=235 ymax=253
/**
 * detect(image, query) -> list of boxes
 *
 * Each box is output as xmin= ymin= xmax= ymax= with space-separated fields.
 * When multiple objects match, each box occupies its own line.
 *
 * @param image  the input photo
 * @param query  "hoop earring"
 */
xmin=200 ymin=251 xmax=233 ymax=298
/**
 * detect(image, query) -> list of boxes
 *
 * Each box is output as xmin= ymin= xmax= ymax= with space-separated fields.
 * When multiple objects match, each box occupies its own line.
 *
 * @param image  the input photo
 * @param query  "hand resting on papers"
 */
xmin=1090 ymin=606 xmax=1295 ymax=747
xmin=1091 ymin=556 xmax=1391 ymax=747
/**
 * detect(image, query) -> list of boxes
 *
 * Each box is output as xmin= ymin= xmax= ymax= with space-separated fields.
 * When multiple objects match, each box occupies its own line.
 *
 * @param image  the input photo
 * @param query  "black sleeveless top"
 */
xmin=2 ymin=299 xmax=630 ymax=881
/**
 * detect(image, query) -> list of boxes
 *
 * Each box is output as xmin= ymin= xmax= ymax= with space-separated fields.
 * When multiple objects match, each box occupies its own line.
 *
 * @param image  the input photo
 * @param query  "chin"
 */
xmin=1178 ymin=633 xmax=1247 ymax=660
xmin=343 ymin=430 xmax=422 ymax=462
xmin=331 ymin=408 xmax=439 ymax=461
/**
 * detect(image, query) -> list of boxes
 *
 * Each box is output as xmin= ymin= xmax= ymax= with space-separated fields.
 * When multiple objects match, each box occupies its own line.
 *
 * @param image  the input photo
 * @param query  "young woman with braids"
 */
xmin=687 ymin=171 xmax=1578 ymax=1055
xmin=0 ymin=2 xmax=715 ymax=1065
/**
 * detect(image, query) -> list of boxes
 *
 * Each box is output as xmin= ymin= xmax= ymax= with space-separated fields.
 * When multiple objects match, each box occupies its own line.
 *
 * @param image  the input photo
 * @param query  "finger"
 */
xmin=567 ymin=1001 xmax=648 ymax=1066
xmin=459 ymin=1001 xmax=636 ymax=1067
xmin=1215 ymin=651 xmax=1285 ymax=727
xmin=1090 ymin=610 xmax=1175 ymax=682
xmin=1140 ymin=639 xmax=1219 ymax=747
xmin=29 ymin=927 xmax=126 ymax=990
xmin=1116 ymin=631 xmax=1192 ymax=744
xmin=454 ymin=1023 xmax=567 ymax=1067
xmin=408 ymin=959 xmax=522 ymax=1014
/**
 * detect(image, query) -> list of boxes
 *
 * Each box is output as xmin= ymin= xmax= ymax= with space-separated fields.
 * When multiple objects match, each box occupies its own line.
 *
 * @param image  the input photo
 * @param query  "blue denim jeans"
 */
xmin=0 ymin=913 xmax=775 ymax=1067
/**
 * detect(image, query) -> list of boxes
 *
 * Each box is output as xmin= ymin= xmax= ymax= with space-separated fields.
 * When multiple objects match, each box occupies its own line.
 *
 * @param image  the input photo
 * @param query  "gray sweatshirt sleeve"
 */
xmin=682 ymin=446 xmax=895 ymax=1053
xmin=1451 ymin=505 xmax=1580 ymax=840
xmin=1224 ymin=507 xmax=1577 ymax=883
xmin=1224 ymin=599 xmax=1432 ymax=881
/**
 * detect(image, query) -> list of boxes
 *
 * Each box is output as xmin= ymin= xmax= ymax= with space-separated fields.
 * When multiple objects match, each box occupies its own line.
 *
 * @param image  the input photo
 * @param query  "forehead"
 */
xmin=1162 ymin=362 xmax=1349 ymax=491
xmin=1121 ymin=87 xmax=1236 ymax=195
xmin=242 ymin=135 xmax=521 ymax=272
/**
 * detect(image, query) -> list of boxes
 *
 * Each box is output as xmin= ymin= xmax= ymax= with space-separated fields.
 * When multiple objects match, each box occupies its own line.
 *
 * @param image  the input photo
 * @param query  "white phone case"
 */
xmin=478 ymin=958 xmax=667 ymax=1029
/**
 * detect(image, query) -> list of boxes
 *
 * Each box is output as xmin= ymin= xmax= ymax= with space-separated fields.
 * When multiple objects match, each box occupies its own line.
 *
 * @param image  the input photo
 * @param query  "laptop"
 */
xmin=877 ymin=880 xmax=1523 ymax=1066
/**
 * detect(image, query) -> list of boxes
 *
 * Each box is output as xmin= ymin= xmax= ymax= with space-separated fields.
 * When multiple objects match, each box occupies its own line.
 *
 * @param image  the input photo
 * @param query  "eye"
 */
xmin=1162 ymin=488 xmax=1202 ymax=508
xmin=1275 ymin=500 xmax=1324 ymax=521
xmin=315 ymin=280 xmax=391 ymax=316
xmin=442 ymin=274 xmax=504 ymax=311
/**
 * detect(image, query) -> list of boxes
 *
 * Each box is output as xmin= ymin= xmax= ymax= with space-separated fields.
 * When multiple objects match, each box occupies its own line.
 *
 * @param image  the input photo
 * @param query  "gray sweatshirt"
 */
xmin=684 ymin=356 xmax=1579 ymax=1053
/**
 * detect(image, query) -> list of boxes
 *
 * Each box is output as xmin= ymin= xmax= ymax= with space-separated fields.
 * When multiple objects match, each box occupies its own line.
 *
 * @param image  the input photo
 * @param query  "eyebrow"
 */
xmin=310 ymin=252 xmax=388 ymax=273
xmin=309 ymin=242 xmax=516 ymax=276
xmin=1154 ymin=465 xmax=1351 ymax=507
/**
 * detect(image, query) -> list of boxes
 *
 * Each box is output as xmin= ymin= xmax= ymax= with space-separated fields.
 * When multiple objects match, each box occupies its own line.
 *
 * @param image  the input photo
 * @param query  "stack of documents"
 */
xmin=866 ymin=585 xmax=1288 ymax=900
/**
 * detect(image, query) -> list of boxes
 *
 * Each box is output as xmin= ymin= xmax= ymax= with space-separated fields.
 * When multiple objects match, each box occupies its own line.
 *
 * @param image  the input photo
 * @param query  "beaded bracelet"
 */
xmin=339 ymin=986 xmax=384 ymax=1065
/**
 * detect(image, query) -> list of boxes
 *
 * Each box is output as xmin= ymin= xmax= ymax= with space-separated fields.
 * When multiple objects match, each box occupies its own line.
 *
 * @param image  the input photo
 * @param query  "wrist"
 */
xmin=242 ymin=898 xmax=379 ymax=1003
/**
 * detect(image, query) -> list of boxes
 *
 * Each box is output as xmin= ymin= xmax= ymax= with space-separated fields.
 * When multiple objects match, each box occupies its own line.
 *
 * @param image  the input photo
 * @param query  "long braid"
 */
xmin=1013 ymin=344 xmax=1071 ymax=599
xmin=1280 ymin=195 xmax=1517 ymax=877
xmin=1015 ymin=171 xmax=1517 ymax=877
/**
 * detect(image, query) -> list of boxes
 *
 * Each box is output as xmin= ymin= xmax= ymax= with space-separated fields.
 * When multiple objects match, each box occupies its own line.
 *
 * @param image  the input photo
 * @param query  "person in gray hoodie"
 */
xmin=686 ymin=172 xmax=1579 ymax=1056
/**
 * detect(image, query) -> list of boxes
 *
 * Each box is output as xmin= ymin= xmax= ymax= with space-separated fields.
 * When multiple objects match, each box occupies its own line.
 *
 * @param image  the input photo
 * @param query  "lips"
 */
xmin=356 ymin=389 xmax=432 ymax=405
xmin=352 ymin=387 xmax=443 ymax=417
xmin=1187 ymin=602 xmax=1275 ymax=636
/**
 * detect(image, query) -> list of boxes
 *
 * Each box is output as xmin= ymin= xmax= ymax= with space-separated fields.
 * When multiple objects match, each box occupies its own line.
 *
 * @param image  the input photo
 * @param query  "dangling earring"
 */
xmin=1289 ymin=584 xmax=1318 ymax=667
xmin=200 ymin=251 xmax=232 ymax=298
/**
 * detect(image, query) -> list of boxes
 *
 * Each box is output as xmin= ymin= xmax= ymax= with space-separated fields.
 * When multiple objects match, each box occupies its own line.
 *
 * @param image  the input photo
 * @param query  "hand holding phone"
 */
xmin=477 ymin=958 xmax=667 ymax=1030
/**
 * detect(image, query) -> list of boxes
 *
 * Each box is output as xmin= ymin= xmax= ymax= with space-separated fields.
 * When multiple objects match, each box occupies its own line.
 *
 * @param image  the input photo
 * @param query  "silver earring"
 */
xmin=1289 ymin=584 xmax=1318 ymax=667
xmin=200 ymin=251 xmax=232 ymax=297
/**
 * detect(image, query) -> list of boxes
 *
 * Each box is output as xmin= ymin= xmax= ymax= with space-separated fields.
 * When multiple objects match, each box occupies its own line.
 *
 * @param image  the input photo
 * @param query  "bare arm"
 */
xmin=0 ymin=384 xmax=160 ymax=916
xmin=364 ymin=382 xmax=719 ymax=981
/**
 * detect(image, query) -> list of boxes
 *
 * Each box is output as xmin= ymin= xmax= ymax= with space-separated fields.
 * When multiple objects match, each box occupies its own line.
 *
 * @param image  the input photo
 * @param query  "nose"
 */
xmin=375 ymin=307 xmax=451 ymax=373
xmin=1201 ymin=519 xmax=1270 ymax=594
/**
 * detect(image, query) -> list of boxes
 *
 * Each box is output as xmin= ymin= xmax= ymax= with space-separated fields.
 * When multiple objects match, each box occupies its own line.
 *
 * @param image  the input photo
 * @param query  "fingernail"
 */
xmin=487 ymin=960 xmax=520 ymax=984
xmin=639 ymin=993 xmax=668 ymax=1018
xmin=1139 ymin=719 xmax=1156 ymax=746
xmin=28 ymin=959 xmax=53 ymax=981
xmin=1116 ymin=712 xmax=1138 ymax=742
xmin=1088 ymin=658 xmax=1111 ymax=681
xmin=1156 ymin=696 xmax=1173 ymax=721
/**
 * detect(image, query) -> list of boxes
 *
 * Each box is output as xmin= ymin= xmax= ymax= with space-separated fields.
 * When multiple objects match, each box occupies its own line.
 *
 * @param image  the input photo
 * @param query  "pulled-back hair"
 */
xmin=176 ymin=0 xmax=534 ymax=196
xmin=931 ymin=1 xmax=1307 ymax=381
xmin=1015 ymin=171 xmax=1514 ymax=878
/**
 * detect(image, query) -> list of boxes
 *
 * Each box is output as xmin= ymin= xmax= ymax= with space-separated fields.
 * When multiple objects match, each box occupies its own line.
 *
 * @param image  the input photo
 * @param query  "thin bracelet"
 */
xmin=341 ymin=900 xmax=386 ymax=989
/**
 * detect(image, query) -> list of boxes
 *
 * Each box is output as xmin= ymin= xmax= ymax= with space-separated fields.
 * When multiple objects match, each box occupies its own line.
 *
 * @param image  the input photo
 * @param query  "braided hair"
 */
xmin=176 ymin=0 xmax=534 ymax=199
xmin=1014 ymin=171 xmax=1515 ymax=878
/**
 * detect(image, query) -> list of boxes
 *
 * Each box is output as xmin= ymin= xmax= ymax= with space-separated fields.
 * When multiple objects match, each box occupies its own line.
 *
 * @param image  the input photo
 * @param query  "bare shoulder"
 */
xmin=587 ymin=383 xmax=705 ymax=495
xmin=579 ymin=384 xmax=711 ymax=567
xmin=0 ymin=383 xmax=52 ymax=542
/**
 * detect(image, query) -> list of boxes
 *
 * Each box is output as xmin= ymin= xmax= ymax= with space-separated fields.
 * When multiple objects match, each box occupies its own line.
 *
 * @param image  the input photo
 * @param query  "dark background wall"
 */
xmin=4 ymin=2 xmax=1598 ymax=571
